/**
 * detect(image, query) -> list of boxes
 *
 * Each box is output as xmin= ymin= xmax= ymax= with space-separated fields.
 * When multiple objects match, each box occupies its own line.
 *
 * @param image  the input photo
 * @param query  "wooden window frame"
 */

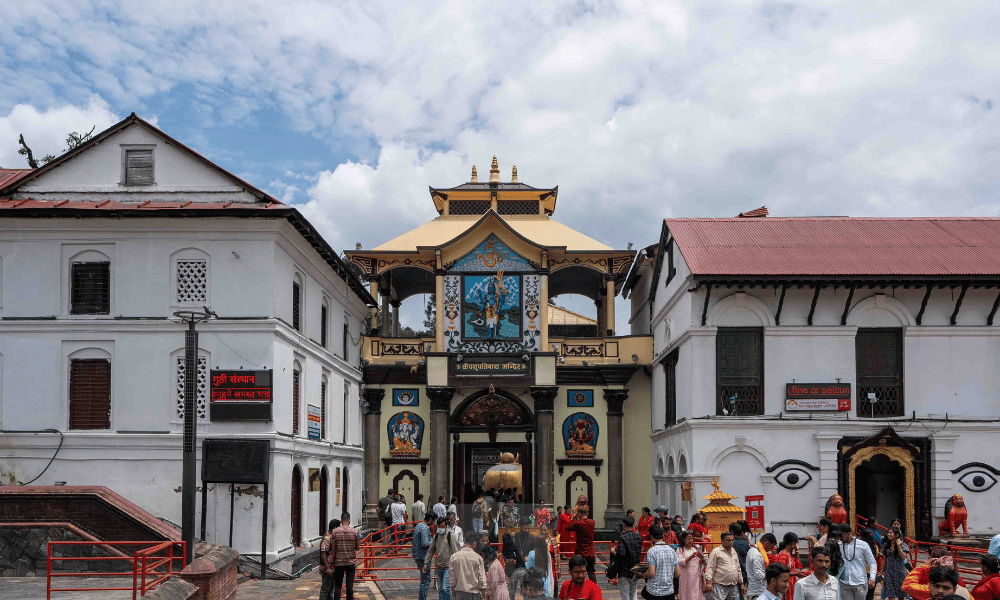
xmin=69 ymin=358 xmax=111 ymax=430
xmin=320 ymin=378 xmax=328 ymax=440
xmin=292 ymin=368 xmax=301 ymax=435
xmin=320 ymin=301 xmax=329 ymax=348
xmin=120 ymin=145 xmax=155 ymax=187
xmin=70 ymin=262 xmax=111 ymax=315
xmin=715 ymin=327 xmax=764 ymax=416
xmin=855 ymin=328 xmax=905 ymax=418
xmin=292 ymin=280 xmax=302 ymax=332
xmin=665 ymin=349 xmax=679 ymax=427
xmin=665 ymin=240 xmax=676 ymax=287
xmin=343 ymin=381 xmax=350 ymax=444
xmin=343 ymin=317 xmax=349 ymax=362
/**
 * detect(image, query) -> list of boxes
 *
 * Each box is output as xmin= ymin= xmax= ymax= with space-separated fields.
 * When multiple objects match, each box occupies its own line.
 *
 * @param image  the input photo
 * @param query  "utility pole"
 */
xmin=174 ymin=309 xmax=214 ymax=565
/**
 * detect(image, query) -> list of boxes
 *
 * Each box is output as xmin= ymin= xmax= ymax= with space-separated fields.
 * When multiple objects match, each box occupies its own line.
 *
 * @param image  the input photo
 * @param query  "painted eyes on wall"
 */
xmin=773 ymin=468 xmax=813 ymax=490
xmin=957 ymin=471 xmax=997 ymax=492
xmin=765 ymin=459 xmax=820 ymax=490
xmin=950 ymin=462 xmax=1000 ymax=493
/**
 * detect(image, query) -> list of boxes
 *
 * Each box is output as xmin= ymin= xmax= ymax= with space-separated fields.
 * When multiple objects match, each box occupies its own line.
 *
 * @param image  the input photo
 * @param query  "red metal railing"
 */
xmin=46 ymin=540 xmax=185 ymax=600
xmin=854 ymin=514 xmax=986 ymax=579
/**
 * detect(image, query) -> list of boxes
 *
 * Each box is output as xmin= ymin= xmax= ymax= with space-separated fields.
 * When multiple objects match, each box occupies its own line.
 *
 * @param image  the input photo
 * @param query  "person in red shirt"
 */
xmin=559 ymin=555 xmax=603 ymax=600
xmin=973 ymin=556 xmax=1000 ymax=600
xmin=534 ymin=500 xmax=553 ymax=529
xmin=568 ymin=505 xmax=597 ymax=582
xmin=558 ymin=505 xmax=575 ymax=559
xmin=638 ymin=507 xmax=655 ymax=542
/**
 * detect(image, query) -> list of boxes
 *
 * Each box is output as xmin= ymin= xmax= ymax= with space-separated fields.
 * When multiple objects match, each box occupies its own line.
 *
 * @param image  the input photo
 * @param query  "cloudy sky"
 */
xmin=2 ymin=0 xmax=998 ymax=327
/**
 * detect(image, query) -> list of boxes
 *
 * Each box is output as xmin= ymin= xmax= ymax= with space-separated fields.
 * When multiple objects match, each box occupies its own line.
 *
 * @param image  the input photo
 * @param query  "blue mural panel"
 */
xmin=463 ymin=274 xmax=521 ymax=340
xmin=387 ymin=411 xmax=424 ymax=456
xmin=562 ymin=413 xmax=599 ymax=456
xmin=450 ymin=235 xmax=533 ymax=272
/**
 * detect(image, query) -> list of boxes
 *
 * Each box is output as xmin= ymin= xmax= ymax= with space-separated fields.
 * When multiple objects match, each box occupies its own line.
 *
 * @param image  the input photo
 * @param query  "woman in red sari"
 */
xmin=534 ymin=500 xmax=553 ymax=529
xmin=775 ymin=532 xmax=811 ymax=600
xmin=557 ymin=505 xmax=574 ymax=558
xmin=689 ymin=513 xmax=708 ymax=542
xmin=638 ymin=507 xmax=654 ymax=542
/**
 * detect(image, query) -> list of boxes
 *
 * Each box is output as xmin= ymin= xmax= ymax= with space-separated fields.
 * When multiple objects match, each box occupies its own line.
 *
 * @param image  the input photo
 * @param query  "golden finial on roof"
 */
xmin=471 ymin=165 xmax=478 ymax=183
xmin=511 ymin=165 xmax=518 ymax=183
xmin=489 ymin=155 xmax=501 ymax=183
xmin=712 ymin=477 xmax=720 ymax=492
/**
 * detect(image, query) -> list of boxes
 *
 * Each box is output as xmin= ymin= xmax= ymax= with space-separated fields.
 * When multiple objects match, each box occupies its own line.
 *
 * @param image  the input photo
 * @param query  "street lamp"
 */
xmin=174 ymin=308 xmax=215 ymax=565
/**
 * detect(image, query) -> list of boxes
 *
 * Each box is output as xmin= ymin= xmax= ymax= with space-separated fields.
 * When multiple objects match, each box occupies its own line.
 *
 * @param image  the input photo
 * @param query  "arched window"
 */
xmin=68 ymin=347 xmax=112 ymax=430
xmin=68 ymin=249 xmax=112 ymax=315
xmin=292 ymin=273 xmax=304 ymax=332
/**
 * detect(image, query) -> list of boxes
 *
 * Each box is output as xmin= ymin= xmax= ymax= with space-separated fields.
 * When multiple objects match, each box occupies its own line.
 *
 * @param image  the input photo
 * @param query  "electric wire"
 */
xmin=1 ymin=428 xmax=64 ymax=485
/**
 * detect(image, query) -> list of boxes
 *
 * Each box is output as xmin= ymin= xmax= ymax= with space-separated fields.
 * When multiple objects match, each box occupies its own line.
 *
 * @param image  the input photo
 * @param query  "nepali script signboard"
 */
xmin=210 ymin=370 xmax=273 ymax=421
xmin=448 ymin=354 xmax=535 ymax=387
xmin=307 ymin=404 xmax=321 ymax=440
xmin=785 ymin=383 xmax=851 ymax=411
xmin=745 ymin=495 xmax=765 ymax=531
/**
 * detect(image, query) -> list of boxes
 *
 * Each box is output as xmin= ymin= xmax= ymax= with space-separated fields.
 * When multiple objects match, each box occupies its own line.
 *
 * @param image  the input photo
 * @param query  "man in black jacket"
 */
xmin=615 ymin=516 xmax=644 ymax=600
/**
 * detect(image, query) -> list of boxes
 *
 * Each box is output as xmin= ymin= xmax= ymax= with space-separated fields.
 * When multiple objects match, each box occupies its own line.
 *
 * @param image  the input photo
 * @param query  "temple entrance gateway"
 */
xmin=455 ymin=442 xmax=532 ymax=509
xmin=839 ymin=427 xmax=930 ymax=540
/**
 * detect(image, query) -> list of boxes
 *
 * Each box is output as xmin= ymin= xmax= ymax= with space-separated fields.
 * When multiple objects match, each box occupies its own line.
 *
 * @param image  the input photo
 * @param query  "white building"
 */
xmin=625 ymin=211 xmax=1000 ymax=541
xmin=0 ymin=114 xmax=375 ymax=562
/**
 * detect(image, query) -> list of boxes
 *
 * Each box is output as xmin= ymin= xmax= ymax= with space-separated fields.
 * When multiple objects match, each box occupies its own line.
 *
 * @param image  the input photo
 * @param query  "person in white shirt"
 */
xmin=762 ymin=563 xmax=792 ymax=600
xmin=447 ymin=511 xmax=465 ymax=547
xmin=747 ymin=533 xmax=778 ymax=600
xmin=433 ymin=496 xmax=448 ymax=519
xmin=390 ymin=495 xmax=408 ymax=545
xmin=412 ymin=494 xmax=427 ymax=524
xmin=839 ymin=526 xmax=878 ymax=600
xmin=795 ymin=547 xmax=840 ymax=600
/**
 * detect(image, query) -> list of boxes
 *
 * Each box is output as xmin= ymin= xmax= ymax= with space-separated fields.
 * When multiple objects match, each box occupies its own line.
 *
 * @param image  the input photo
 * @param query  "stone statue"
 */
xmin=825 ymin=493 xmax=848 ymax=524
xmin=938 ymin=494 xmax=968 ymax=536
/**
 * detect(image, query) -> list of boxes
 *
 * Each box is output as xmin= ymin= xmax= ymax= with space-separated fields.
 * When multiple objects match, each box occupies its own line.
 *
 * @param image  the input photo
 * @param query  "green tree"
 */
xmin=16 ymin=126 xmax=96 ymax=169
xmin=422 ymin=294 xmax=436 ymax=331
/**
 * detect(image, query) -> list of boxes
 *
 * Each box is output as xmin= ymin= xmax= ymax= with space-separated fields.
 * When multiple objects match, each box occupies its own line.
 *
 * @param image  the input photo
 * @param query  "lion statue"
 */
xmin=938 ymin=494 xmax=968 ymax=536
xmin=825 ymin=493 xmax=848 ymax=525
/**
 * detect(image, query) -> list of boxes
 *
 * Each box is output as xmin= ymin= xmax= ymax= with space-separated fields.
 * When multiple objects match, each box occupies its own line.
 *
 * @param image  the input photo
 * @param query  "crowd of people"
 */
xmin=319 ymin=490 xmax=1000 ymax=600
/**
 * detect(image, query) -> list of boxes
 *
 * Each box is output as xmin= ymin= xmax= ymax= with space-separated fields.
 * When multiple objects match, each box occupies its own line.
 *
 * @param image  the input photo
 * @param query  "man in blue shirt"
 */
xmin=989 ymin=533 xmax=1000 ymax=559
xmin=412 ymin=513 xmax=436 ymax=600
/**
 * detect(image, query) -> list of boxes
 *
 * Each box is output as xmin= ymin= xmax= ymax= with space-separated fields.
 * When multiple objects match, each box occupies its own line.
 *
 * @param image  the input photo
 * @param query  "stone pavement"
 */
xmin=0 ymin=576 xmax=137 ymax=599
xmin=235 ymin=568 xmax=381 ymax=600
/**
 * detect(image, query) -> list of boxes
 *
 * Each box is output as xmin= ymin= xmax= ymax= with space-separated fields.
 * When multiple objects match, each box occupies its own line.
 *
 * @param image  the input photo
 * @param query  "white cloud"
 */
xmin=0 ymin=99 xmax=119 ymax=169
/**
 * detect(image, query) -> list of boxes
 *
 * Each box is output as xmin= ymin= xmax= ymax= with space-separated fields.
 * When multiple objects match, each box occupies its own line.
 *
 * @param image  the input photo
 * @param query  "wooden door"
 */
xmin=319 ymin=467 xmax=329 ymax=537
xmin=291 ymin=465 xmax=302 ymax=546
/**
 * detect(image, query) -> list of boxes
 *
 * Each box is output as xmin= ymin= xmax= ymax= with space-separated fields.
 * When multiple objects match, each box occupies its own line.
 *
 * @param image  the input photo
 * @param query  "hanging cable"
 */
xmin=1 ymin=429 xmax=64 ymax=485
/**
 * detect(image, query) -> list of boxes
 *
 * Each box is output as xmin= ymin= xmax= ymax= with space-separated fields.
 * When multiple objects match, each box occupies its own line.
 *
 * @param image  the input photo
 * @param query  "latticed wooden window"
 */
xmin=498 ymin=200 xmax=537 ymax=215
xmin=343 ymin=382 xmax=350 ymax=443
xmin=320 ymin=380 xmax=327 ymax=439
xmin=176 ymin=356 xmax=207 ymax=419
xmin=71 ymin=262 xmax=110 ymax=314
xmin=449 ymin=200 xmax=491 ymax=215
xmin=665 ymin=350 xmax=678 ymax=427
xmin=292 ymin=369 xmax=301 ymax=435
xmin=716 ymin=327 xmax=764 ymax=416
xmin=176 ymin=261 xmax=207 ymax=304
xmin=70 ymin=359 xmax=111 ymax=429
xmin=856 ymin=328 xmax=904 ymax=417
xmin=320 ymin=304 xmax=328 ymax=348
xmin=292 ymin=282 xmax=301 ymax=331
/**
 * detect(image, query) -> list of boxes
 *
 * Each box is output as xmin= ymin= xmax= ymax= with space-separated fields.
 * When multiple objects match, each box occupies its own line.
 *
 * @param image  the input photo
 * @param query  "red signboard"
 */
xmin=745 ymin=495 xmax=764 ymax=502
xmin=786 ymin=383 xmax=851 ymax=411
xmin=746 ymin=505 xmax=765 ymax=531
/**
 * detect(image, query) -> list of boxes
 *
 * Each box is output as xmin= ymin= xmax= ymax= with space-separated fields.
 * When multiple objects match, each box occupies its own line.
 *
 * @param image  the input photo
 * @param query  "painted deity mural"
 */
xmin=450 ymin=235 xmax=534 ymax=272
xmin=387 ymin=411 xmax=424 ymax=456
xmin=562 ymin=413 xmax=599 ymax=456
xmin=463 ymin=273 xmax=521 ymax=340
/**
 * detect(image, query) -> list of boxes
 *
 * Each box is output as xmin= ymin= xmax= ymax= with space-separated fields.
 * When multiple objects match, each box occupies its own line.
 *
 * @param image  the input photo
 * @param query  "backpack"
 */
xmin=472 ymin=500 xmax=483 ymax=517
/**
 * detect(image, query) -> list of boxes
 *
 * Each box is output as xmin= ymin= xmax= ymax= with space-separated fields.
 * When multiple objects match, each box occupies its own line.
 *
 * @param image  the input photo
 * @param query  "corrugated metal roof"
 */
xmin=0 ymin=169 xmax=34 ymax=189
xmin=372 ymin=214 xmax=613 ymax=252
xmin=666 ymin=217 xmax=1000 ymax=277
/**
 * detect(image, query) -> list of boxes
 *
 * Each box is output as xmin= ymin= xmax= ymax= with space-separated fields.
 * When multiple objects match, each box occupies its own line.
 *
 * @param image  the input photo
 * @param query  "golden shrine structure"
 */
xmin=347 ymin=158 xmax=653 ymax=529
xmin=699 ymin=477 xmax=745 ymax=543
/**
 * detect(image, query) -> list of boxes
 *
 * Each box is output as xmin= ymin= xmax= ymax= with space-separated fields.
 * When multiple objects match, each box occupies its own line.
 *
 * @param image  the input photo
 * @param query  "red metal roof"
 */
xmin=0 ymin=169 xmax=34 ymax=189
xmin=0 ymin=198 xmax=286 ymax=211
xmin=665 ymin=217 xmax=1000 ymax=277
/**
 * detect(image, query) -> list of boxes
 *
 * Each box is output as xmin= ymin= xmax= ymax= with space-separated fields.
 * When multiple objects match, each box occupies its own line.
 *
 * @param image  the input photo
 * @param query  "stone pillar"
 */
xmin=605 ymin=277 xmax=616 ymax=337
xmin=427 ymin=387 xmax=455 ymax=502
xmin=531 ymin=386 xmax=558 ymax=505
xmin=435 ymin=273 xmax=445 ymax=350
xmin=362 ymin=387 xmax=385 ymax=526
xmin=380 ymin=294 xmax=390 ymax=336
xmin=391 ymin=302 xmax=401 ymax=337
xmin=603 ymin=388 xmax=629 ymax=524
xmin=368 ymin=280 xmax=379 ymax=332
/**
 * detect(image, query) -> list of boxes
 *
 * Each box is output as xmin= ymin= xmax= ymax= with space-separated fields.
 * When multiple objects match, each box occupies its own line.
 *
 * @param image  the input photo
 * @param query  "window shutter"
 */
xmin=343 ymin=382 xmax=350 ymax=444
xmin=70 ymin=359 xmax=111 ymax=430
xmin=321 ymin=305 xmax=328 ymax=348
xmin=292 ymin=282 xmax=301 ymax=331
xmin=292 ymin=369 xmax=300 ymax=435
xmin=665 ymin=351 xmax=678 ymax=427
xmin=715 ymin=327 xmax=764 ymax=416
xmin=125 ymin=149 xmax=154 ymax=186
xmin=343 ymin=320 xmax=349 ymax=361
xmin=71 ymin=262 xmax=110 ymax=314
xmin=320 ymin=381 xmax=327 ymax=440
